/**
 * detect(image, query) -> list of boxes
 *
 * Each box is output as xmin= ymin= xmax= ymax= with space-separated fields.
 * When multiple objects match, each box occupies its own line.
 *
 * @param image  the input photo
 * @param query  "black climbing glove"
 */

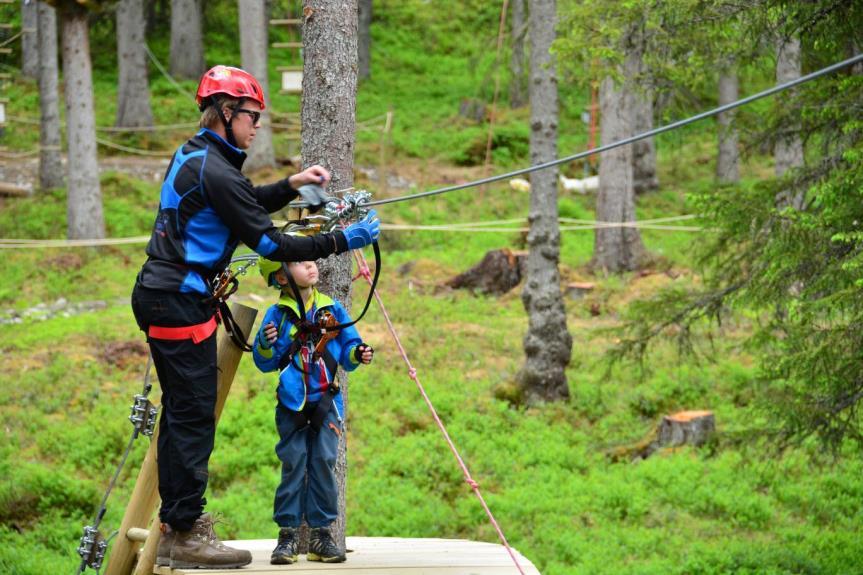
xmin=354 ymin=343 xmax=374 ymax=364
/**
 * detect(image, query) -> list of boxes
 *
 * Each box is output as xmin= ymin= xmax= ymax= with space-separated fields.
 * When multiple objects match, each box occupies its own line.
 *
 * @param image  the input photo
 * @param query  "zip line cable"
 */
xmin=366 ymin=52 xmax=863 ymax=208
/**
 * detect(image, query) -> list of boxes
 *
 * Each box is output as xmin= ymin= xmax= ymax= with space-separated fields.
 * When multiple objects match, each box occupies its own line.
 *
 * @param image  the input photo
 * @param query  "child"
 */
xmin=253 ymin=256 xmax=374 ymax=565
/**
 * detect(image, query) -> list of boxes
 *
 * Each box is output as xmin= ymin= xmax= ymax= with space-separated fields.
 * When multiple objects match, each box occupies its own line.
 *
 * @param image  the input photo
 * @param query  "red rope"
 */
xmin=351 ymin=248 xmax=527 ymax=574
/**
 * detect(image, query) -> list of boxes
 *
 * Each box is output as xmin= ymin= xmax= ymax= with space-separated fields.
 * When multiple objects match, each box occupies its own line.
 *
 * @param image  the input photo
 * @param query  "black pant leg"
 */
xmin=131 ymin=283 xmax=218 ymax=531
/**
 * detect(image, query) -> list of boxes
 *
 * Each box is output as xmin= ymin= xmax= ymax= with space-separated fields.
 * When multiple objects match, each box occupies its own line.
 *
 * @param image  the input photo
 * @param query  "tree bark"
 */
xmin=116 ymin=0 xmax=154 ymax=128
xmin=357 ymin=0 xmax=371 ymax=81
xmin=624 ymin=22 xmax=658 ymax=194
xmin=592 ymin=74 xmax=645 ymax=273
xmin=21 ymin=0 xmax=39 ymax=79
xmin=774 ymin=34 xmax=804 ymax=208
xmin=37 ymin=1 xmax=63 ymax=190
xmin=239 ymin=0 xmax=275 ymax=171
xmin=518 ymin=0 xmax=571 ymax=404
xmin=716 ymin=67 xmax=739 ymax=184
xmin=509 ymin=0 xmax=527 ymax=108
xmin=170 ymin=0 xmax=205 ymax=80
xmin=301 ymin=0 xmax=358 ymax=550
xmin=60 ymin=4 xmax=105 ymax=239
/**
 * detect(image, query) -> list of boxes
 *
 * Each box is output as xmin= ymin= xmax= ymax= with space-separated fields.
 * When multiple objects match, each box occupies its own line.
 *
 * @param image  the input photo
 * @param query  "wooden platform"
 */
xmin=154 ymin=537 xmax=540 ymax=575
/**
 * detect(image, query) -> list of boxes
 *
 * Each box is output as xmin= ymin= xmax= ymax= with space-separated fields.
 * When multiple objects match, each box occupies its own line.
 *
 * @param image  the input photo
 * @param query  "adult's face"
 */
xmin=225 ymin=101 xmax=263 ymax=150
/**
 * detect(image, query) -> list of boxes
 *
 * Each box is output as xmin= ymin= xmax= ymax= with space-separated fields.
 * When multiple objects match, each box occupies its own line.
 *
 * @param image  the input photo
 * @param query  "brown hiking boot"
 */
xmin=156 ymin=523 xmax=173 ymax=566
xmin=170 ymin=513 xmax=252 ymax=569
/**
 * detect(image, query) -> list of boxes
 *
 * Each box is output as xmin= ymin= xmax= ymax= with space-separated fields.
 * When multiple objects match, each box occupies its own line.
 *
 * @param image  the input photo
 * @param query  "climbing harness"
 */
xmin=75 ymin=357 xmax=159 ymax=575
xmin=206 ymin=256 xmax=260 ymax=352
xmin=274 ymin=189 xmax=382 ymax=372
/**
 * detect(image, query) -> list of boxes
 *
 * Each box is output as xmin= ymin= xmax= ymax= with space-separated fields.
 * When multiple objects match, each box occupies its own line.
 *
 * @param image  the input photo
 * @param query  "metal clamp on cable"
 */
xmin=285 ymin=189 xmax=372 ymax=233
xmin=76 ymin=525 xmax=107 ymax=571
xmin=129 ymin=394 xmax=158 ymax=437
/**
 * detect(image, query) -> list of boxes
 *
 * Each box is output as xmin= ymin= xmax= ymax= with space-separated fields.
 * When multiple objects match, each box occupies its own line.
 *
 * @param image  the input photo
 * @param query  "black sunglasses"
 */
xmin=234 ymin=108 xmax=261 ymax=124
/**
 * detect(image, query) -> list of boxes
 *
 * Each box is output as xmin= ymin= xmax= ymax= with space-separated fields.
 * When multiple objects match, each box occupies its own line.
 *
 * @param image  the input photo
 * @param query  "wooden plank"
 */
xmin=270 ymin=18 xmax=302 ymax=25
xmin=160 ymin=537 xmax=540 ymax=575
xmin=272 ymin=42 xmax=303 ymax=49
xmin=103 ymin=304 xmax=258 ymax=575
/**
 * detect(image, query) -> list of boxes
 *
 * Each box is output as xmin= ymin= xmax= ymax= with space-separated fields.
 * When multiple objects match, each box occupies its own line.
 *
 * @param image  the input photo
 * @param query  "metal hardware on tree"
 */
xmin=285 ymin=189 xmax=372 ymax=233
xmin=76 ymin=525 xmax=107 ymax=571
xmin=128 ymin=395 xmax=158 ymax=437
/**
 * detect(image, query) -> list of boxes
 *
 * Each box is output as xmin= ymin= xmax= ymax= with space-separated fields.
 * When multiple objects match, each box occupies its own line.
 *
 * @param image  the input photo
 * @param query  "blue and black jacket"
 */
xmin=137 ymin=129 xmax=348 ymax=295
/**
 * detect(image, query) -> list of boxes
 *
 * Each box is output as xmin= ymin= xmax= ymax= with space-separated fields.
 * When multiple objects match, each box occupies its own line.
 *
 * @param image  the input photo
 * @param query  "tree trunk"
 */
xmin=357 ymin=0 xmax=371 ymax=81
xmin=21 ymin=0 xmax=39 ymax=79
xmin=301 ymin=0 xmax=358 ymax=550
xmin=518 ymin=0 xmax=571 ymax=404
xmin=116 ymin=0 xmax=154 ymax=128
xmin=716 ymin=67 xmax=739 ymax=184
xmin=592 ymin=74 xmax=645 ymax=273
xmin=239 ymin=0 xmax=275 ymax=171
xmin=509 ymin=0 xmax=527 ymax=108
xmin=774 ymin=34 xmax=804 ymax=207
xmin=624 ymin=22 xmax=658 ymax=194
xmin=60 ymin=5 xmax=105 ymax=239
xmin=170 ymin=0 xmax=205 ymax=80
xmin=37 ymin=1 xmax=63 ymax=190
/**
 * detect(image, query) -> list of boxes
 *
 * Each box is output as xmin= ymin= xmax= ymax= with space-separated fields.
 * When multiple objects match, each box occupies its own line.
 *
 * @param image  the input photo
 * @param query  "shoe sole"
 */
xmin=307 ymin=552 xmax=346 ymax=563
xmin=270 ymin=553 xmax=298 ymax=565
xmin=170 ymin=560 xmax=252 ymax=569
xmin=155 ymin=556 xmax=170 ymax=566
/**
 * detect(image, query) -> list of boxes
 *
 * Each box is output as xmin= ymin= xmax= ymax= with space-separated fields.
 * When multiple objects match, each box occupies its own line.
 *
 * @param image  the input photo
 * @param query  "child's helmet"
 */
xmin=258 ymin=257 xmax=284 ymax=289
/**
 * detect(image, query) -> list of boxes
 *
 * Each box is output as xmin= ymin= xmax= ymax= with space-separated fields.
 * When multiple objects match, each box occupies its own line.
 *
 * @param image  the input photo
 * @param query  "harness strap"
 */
xmin=285 ymin=388 xmax=340 ymax=433
xmin=148 ymin=316 xmax=218 ymax=344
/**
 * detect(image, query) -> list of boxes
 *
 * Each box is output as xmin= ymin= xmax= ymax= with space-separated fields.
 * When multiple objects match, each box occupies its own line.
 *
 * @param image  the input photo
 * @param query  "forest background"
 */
xmin=1 ymin=1 xmax=862 ymax=574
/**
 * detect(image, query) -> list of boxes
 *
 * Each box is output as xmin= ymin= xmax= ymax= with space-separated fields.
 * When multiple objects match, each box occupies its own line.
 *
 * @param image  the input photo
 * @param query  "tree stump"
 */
xmin=607 ymin=410 xmax=715 ymax=462
xmin=446 ymin=248 xmax=526 ymax=295
xmin=658 ymin=410 xmax=715 ymax=448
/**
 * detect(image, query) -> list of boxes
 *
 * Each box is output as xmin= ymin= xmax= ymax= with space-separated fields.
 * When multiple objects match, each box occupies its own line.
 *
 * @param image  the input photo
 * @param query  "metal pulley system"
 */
xmin=283 ymin=188 xmax=373 ymax=235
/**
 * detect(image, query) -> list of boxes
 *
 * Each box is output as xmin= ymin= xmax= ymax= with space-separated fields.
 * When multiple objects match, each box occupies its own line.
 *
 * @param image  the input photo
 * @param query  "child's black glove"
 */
xmin=354 ymin=343 xmax=374 ymax=364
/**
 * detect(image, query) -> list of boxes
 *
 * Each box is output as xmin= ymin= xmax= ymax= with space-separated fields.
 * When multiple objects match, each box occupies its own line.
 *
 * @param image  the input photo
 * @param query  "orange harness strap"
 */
xmin=148 ymin=316 xmax=218 ymax=344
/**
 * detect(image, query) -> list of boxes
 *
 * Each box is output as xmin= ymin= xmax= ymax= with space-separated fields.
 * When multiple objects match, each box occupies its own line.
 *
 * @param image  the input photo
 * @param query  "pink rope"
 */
xmin=352 ymin=249 xmax=527 ymax=574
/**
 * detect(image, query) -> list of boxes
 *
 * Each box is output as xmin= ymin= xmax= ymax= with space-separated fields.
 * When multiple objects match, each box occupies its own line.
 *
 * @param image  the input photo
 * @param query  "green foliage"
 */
xmin=611 ymin=6 xmax=863 ymax=451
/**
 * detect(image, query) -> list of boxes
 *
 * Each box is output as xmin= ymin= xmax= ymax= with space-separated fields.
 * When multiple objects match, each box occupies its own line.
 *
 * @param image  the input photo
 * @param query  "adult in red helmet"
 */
xmin=131 ymin=65 xmax=380 ymax=570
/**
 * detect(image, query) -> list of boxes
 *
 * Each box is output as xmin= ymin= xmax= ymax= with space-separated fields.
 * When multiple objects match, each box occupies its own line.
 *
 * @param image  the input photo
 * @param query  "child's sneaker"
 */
xmin=308 ymin=526 xmax=346 ymax=563
xmin=270 ymin=527 xmax=299 ymax=565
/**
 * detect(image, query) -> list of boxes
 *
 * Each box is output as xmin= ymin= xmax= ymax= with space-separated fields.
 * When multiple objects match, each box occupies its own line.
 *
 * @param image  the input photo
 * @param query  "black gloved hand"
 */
xmin=296 ymin=184 xmax=334 ymax=213
xmin=354 ymin=343 xmax=374 ymax=364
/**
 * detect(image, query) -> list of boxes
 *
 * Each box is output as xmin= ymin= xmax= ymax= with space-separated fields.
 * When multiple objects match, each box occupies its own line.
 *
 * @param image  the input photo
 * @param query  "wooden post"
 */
xmin=105 ymin=303 xmax=258 ymax=575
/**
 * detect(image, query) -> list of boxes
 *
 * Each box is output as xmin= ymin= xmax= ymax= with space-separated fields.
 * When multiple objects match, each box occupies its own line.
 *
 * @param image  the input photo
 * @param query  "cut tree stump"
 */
xmin=446 ymin=248 xmax=526 ymax=295
xmin=658 ymin=410 xmax=715 ymax=448
xmin=608 ymin=410 xmax=715 ymax=462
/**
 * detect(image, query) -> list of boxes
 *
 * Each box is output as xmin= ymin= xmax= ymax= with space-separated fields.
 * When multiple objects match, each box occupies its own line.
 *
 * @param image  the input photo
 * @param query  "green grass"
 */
xmin=2 ymin=2 xmax=861 ymax=574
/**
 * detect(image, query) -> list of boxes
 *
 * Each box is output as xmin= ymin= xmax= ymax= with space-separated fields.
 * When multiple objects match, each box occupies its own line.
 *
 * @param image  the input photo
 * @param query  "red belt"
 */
xmin=148 ymin=316 xmax=218 ymax=344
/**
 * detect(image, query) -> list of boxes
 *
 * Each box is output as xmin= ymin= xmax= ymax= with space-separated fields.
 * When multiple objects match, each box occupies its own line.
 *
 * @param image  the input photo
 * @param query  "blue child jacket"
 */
xmin=252 ymin=290 xmax=362 ymax=417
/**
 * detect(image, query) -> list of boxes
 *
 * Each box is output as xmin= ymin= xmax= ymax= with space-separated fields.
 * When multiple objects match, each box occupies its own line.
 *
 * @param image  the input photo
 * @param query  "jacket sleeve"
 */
xmin=252 ymin=178 xmax=299 ymax=213
xmin=253 ymin=307 xmax=293 ymax=373
xmin=204 ymin=167 xmax=348 ymax=261
xmin=332 ymin=303 xmax=363 ymax=372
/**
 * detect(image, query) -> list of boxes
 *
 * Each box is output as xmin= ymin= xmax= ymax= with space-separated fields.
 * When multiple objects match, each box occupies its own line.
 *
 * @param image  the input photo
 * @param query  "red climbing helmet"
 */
xmin=196 ymin=65 xmax=266 ymax=111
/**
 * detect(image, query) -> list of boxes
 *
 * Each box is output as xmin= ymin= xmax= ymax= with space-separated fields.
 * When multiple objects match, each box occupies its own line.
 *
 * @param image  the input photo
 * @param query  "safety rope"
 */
xmin=350 ymin=247 xmax=527 ymax=574
xmin=143 ymin=42 xmax=196 ymax=100
xmin=366 ymin=52 xmax=863 ymax=208
xmin=482 ymin=0 xmax=510 ymax=181
xmin=0 ymin=218 xmax=705 ymax=249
